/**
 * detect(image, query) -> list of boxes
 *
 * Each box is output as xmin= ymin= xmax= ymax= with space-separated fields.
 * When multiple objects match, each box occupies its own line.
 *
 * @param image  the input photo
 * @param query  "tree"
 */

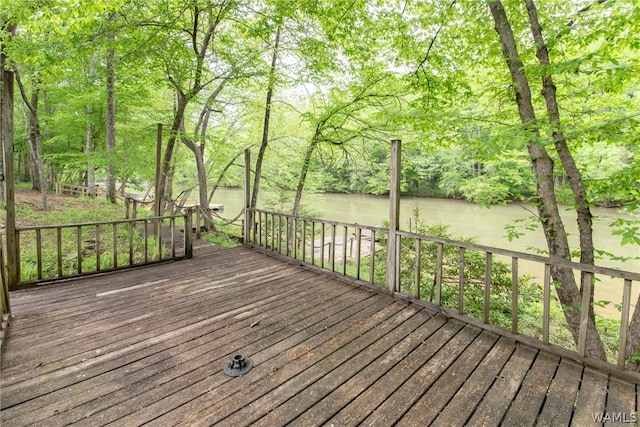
xmin=487 ymin=0 xmax=610 ymax=359
xmin=291 ymin=76 xmax=400 ymax=217
xmin=105 ymin=14 xmax=117 ymax=203
xmin=13 ymin=67 xmax=46 ymax=208
xmin=251 ymin=25 xmax=280 ymax=210
xmin=135 ymin=1 xmax=245 ymax=214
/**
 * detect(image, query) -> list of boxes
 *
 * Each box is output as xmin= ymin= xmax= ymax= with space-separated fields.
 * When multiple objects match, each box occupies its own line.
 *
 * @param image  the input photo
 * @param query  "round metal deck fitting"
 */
xmin=223 ymin=354 xmax=254 ymax=377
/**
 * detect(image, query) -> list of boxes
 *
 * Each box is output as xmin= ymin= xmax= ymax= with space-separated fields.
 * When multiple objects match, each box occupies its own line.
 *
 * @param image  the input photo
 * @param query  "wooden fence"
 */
xmin=11 ymin=213 xmax=192 ymax=290
xmin=55 ymin=183 xmax=107 ymax=197
xmin=245 ymin=207 xmax=640 ymax=375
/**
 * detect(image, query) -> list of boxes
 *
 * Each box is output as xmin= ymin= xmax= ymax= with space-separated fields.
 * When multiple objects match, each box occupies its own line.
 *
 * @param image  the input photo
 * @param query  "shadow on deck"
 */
xmin=1 ymin=245 xmax=638 ymax=426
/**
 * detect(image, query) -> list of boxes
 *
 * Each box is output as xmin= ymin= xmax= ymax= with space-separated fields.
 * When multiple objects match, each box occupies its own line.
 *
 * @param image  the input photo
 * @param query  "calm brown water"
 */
xmin=214 ymin=187 xmax=639 ymax=316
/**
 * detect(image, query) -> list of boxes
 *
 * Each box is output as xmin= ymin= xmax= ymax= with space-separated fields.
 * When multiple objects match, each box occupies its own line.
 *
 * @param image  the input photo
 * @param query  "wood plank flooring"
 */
xmin=1 ymin=245 xmax=638 ymax=426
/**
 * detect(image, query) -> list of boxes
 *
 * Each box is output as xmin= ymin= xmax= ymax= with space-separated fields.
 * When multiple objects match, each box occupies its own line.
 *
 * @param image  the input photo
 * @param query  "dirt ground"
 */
xmin=5 ymin=189 xmax=115 ymax=227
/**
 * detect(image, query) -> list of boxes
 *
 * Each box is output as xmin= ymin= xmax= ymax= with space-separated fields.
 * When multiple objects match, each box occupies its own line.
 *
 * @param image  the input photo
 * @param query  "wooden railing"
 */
xmin=245 ymin=207 xmax=640 ymax=374
xmin=11 ymin=213 xmax=192 ymax=289
xmin=55 ymin=183 xmax=107 ymax=197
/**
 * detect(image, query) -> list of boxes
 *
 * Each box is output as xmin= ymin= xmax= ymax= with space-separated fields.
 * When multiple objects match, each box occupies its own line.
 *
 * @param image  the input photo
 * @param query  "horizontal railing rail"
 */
xmin=12 ymin=213 xmax=192 ymax=289
xmin=246 ymin=207 xmax=640 ymax=374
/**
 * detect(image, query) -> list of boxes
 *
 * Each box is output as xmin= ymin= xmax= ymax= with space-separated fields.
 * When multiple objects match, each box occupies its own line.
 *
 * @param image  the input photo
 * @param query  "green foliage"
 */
xmin=202 ymin=231 xmax=242 ymax=249
xmin=610 ymin=218 xmax=640 ymax=247
xmin=11 ymin=193 xmax=169 ymax=281
xmin=371 ymin=208 xmax=595 ymax=346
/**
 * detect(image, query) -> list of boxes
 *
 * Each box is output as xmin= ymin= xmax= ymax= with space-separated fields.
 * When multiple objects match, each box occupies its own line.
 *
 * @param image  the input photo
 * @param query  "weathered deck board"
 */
xmin=1 ymin=245 xmax=638 ymax=426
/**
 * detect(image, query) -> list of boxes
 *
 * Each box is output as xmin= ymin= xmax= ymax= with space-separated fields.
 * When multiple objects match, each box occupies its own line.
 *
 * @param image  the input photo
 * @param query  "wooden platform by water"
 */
xmin=1 ymin=244 xmax=638 ymax=426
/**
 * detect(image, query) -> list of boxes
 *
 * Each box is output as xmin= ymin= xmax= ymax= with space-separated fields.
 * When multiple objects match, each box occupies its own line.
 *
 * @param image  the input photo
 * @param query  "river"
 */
xmin=212 ymin=187 xmax=639 ymax=316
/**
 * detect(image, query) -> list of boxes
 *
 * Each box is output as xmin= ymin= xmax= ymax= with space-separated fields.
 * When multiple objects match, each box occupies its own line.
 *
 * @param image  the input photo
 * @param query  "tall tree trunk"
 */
xmin=252 ymin=26 xmax=281 ymax=209
xmin=524 ymin=0 xmax=598 ymax=322
xmin=157 ymin=91 xmax=188 ymax=214
xmin=181 ymin=123 xmax=215 ymax=231
xmin=86 ymin=54 xmax=97 ymax=197
xmin=86 ymin=101 xmax=95 ymax=196
xmin=105 ymin=37 xmax=116 ymax=203
xmin=14 ymin=69 xmax=46 ymax=209
xmin=488 ymin=0 xmax=606 ymax=360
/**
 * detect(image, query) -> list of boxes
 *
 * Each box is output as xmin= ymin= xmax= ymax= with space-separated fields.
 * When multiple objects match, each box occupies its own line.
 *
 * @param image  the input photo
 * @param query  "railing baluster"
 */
xmin=36 ymin=229 xmax=42 ymax=280
xmin=578 ymin=272 xmax=594 ymax=357
xmin=458 ymin=247 xmax=465 ymax=315
xmin=484 ymin=252 xmax=492 ymax=324
xmin=414 ymin=238 xmax=421 ymax=299
xmin=77 ymin=225 xmax=82 ymax=274
xmin=128 ymin=221 xmax=134 ymax=266
xmin=277 ymin=215 xmax=282 ymax=254
xmin=320 ymin=223 xmax=326 ymax=268
xmin=157 ymin=218 xmax=163 ymax=261
xmin=511 ymin=257 xmax=519 ymax=334
xmin=342 ymin=225 xmax=348 ymax=276
xmin=395 ymin=235 xmax=401 ymax=292
xmin=170 ymin=217 xmax=176 ymax=258
xmin=112 ymin=223 xmax=118 ymax=268
xmin=144 ymin=219 xmax=149 ymax=263
xmin=435 ymin=243 xmax=443 ymax=306
xmin=617 ymin=279 xmax=632 ymax=369
xmin=57 ymin=228 xmax=63 ymax=277
xmin=285 ymin=216 xmax=296 ymax=258
xmin=270 ymin=213 xmax=275 ymax=251
xmin=96 ymin=224 xmax=101 ymax=271
xmin=301 ymin=219 xmax=307 ymax=262
xmin=543 ymin=263 xmax=551 ymax=345
xmin=255 ymin=211 xmax=260 ymax=247
xmin=310 ymin=221 xmax=315 ymax=266
xmin=355 ymin=227 xmax=361 ymax=280
xmin=330 ymin=224 xmax=336 ymax=272
xmin=196 ymin=208 xmax=201 ymax=240
xmin=369 ymin=230 xmax=375 ymax=285
xmin=15 ymin=232 xmax=21 ymax=282
xmin=184 ymin=212 xmax=193 ymax=259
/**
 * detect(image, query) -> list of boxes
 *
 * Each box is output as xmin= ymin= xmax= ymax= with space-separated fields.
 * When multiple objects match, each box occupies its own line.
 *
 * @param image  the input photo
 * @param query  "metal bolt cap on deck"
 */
xmin=223 ymin=354 xmax=254 ymax=377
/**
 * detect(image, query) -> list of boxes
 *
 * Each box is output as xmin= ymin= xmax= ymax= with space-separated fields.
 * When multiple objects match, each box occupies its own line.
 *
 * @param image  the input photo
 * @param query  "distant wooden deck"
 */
xmin=1 ymin=245 xmax=638 ymax=426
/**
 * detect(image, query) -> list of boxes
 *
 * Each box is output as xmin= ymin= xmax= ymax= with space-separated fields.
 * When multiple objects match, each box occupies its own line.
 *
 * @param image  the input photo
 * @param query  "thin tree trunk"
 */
xmin=252 ymin=26 xmax=281 ymax=209
xmin=524 ymin=0 xmax=597 ymax=322
xmin=14 ymin=69 xmax=46 ymax=209
xmin=86 ymin=54 xmax=97 ymax=197
xmin=105 ymin=36 xmax=116 ymax=203
xmin=157 ymin=91 xmax=188 ymax=214
xmin=292 ymin=133 xmax=320 ymax=217
xmin=208 ymin=150 xmax=244 ymax=204
xmin=488 ymin=0 xmax=606 ymax=360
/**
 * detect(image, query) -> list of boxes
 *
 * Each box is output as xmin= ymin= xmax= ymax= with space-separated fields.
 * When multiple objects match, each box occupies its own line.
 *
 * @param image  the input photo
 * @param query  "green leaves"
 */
xmin=610 ymin=218 xmax=640 ymax=247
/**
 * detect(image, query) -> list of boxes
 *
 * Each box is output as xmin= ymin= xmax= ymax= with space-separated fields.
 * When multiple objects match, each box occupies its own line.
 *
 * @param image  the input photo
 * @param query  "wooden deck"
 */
xmin=1 ymin=245 xmax=638 ymax=426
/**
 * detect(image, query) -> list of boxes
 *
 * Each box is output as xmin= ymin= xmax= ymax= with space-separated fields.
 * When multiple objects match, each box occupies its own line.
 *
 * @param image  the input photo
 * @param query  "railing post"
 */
xmin=244 ymin=148 xmax=251 ymax=245
xmin=196 ymin=207 xmax=201 ymax=240
xmin=155 ymin=123 xmax=162 ymax=217
xmin=125 ymin=197 xmax=131 ymax=219
xmin=2 ymin=40 xmax=18 ymax=291
xmin=385 ymin=139 xmax=401 ymax=294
